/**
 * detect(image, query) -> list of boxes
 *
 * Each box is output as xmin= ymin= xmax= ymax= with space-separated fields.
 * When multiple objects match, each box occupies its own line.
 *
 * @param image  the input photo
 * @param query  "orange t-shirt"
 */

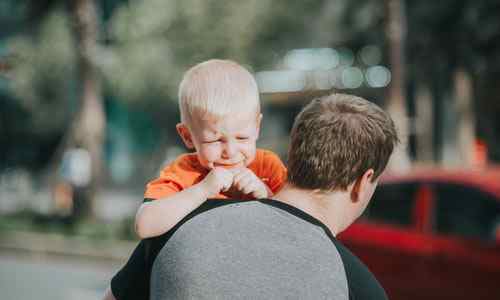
xmin=144 ymin=149 xmax=287 ymax=200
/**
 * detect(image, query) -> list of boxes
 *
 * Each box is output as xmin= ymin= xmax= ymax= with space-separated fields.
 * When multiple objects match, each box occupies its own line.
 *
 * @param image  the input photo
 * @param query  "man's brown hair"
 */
xmin=287 ymin=93 xmax=399 ymax=191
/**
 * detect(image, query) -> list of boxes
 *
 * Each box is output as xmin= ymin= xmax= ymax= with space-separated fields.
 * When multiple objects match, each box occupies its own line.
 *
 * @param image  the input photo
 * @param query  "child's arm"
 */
xmin=135 ymin=167 xmax=234 ymax=239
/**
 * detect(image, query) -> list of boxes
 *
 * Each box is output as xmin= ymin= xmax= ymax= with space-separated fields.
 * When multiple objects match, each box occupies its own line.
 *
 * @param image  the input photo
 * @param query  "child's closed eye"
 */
xmin=203 ymin=140 xmax=221 ymax=145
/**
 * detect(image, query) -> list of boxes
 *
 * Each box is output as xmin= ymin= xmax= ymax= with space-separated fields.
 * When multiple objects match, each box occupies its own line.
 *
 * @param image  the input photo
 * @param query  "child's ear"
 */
xmin=176 ymin=123 xmax=195 ymax=149
xmin=256 ymin=113 xmax=263 ymax=137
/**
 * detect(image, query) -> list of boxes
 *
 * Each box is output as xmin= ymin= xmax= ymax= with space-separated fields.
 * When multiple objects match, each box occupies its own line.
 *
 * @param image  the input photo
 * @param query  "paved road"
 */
xmin=0 ymin=251 xmax=123 ymax=300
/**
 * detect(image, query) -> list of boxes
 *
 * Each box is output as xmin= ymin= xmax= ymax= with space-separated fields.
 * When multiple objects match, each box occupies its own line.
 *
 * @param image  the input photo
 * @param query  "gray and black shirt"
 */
xmin=111 ymin=199 xmax=388 ymax=300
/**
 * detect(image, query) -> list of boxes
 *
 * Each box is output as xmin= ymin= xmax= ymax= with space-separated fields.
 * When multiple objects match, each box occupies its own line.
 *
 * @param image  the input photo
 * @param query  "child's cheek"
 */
xmin=200 ymin=145 xmax=220 ymax=163
xmin=244 ymin=146 xmax=257 ymax=166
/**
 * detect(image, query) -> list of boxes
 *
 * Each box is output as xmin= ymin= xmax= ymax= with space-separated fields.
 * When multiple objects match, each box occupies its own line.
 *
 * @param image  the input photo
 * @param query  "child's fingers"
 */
xmin=221 ymin=183 xmax=232 ymax=192
xmin=234 ymin=172 xmax=251 ymax=190
xmin=228 ymin=167 xmax=246 ymax=177
xmin=233 ymin=167 xmax=256 ymax=183
xmin=232 ymin=169 xmax=246 ymax=184
xmin=220 ymin=169 xmax=235 ymax=191
xmin=208 ymin=167 xmax=234 ymax=192
xmin=240 ymin=176 xmax=262 ymax=195
xmin=231 ymin=169 xmax=268 ymax=196
xmin=240 ymin=178 xmax=254 ymax=194
xmin=252 ymin=188 xmax=267 ymax=198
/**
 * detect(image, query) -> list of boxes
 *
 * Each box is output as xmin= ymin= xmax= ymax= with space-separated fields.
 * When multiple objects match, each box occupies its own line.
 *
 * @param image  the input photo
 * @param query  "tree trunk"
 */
xmin=414 ymin=83 xmax=434 ymax=164
xmin=67 ymin=0 xmax=105 ymax=220
xmin=384 ymin=0 xmax=411 ymax=171
xmin=453 ymin=69 xmax=475 ymax=167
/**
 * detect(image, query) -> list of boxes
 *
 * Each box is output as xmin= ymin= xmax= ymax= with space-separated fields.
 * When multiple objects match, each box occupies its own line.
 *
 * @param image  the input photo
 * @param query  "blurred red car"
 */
xmin=339 ymin=167 xmax=500 ymax=300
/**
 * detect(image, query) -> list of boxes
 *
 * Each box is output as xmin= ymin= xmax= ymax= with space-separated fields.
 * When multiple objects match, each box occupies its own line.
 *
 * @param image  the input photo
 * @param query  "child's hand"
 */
xmin=232 ymin=168 xmax=269 ymax=198
xmin=200 ymin=167 xmax=235 ymax=198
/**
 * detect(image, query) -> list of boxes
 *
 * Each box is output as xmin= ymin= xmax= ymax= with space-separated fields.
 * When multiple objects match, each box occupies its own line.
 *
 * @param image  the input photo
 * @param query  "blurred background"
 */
xmin=1 ymin=0 xmax=499 ymax=299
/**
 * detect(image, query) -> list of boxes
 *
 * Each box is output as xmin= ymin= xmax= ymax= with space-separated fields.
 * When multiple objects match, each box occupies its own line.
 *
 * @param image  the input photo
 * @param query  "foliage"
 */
xmin=2 ymin=0 xmax=500 ymax=171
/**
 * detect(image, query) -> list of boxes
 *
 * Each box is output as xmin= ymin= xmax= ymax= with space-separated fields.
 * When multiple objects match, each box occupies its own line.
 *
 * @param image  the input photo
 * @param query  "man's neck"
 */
xmin=272 ymin=184 xmax=347 ymax=236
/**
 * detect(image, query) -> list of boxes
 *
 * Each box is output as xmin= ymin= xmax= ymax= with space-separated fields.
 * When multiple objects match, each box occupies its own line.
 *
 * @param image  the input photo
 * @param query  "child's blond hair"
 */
xmin=178 ymin=59 xmax=260 ymax=126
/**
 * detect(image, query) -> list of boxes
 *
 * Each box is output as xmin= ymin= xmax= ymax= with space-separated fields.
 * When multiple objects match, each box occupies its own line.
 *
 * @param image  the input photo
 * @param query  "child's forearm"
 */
xmin=135 ymin=183 xmax=211 ymax=238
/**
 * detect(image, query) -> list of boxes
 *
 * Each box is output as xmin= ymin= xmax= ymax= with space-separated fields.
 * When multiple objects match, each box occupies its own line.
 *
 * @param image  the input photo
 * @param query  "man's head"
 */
xmin=287 ymin=93 xmax=398 ymax=223
xmin=288 ymin=93 xmax=398 ymax=190
xmin=176 ymin=59 xmax=262 ymax=169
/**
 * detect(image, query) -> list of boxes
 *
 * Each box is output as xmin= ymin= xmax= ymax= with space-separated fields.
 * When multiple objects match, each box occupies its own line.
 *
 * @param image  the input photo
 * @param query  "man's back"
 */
xmin=151 ymin=200 xmax=348 ymax=299
xmin=107 ymin=92 xmax=395 ymax=300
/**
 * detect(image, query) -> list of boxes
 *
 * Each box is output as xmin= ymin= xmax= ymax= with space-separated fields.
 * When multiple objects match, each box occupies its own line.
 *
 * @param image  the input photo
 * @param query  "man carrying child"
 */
xmin=104 ymin=59 xmax=397 ymax=300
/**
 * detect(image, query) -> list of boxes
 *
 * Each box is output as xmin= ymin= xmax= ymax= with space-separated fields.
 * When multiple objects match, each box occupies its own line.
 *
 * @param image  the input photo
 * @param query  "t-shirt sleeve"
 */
xmin=252 ymin=150 xmax=288 ymax=195
xmin=111 ymin=240 xmax=151 ymax=300
xmin=332 ymin=239 xmax=388 ymax=300
xmin=111 ymin=212 xmax=199 ymax=300
xmin=143 ymin=154 xmax=205 ymax=200
xmin=143 ymin=170 xmax=184 ymax=200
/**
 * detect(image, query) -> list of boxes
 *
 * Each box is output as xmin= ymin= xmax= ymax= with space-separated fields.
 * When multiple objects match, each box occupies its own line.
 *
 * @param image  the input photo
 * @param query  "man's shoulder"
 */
xmin=331 ymin=238 xmax=389 ymax=300
xmin=151 ymin=199 xmax=350 ymax=299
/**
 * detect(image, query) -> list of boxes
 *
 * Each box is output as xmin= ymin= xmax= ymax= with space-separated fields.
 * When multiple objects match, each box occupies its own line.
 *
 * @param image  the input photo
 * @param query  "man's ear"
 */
xmin=176 ymin=123 xmax=195 ymax=149
xmin=350 ymin=169 xmax=375 ymax=203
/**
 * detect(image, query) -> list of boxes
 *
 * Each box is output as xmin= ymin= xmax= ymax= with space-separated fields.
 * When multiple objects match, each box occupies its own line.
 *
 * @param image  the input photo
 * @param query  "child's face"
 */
xmin=177 ymin=112 xmax=262 ymax=170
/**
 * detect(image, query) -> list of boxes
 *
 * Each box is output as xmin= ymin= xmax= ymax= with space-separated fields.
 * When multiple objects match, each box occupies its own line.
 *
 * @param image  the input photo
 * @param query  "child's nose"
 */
xmin=222 ymin=140 xmax=237 ymax=158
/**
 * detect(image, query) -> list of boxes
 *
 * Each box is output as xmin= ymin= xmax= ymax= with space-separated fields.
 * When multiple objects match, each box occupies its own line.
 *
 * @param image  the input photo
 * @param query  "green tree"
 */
xmin=6 ymin=0 xmax=104 ymax=219
xmin=5 ymin=0 xmax=346 ymax=218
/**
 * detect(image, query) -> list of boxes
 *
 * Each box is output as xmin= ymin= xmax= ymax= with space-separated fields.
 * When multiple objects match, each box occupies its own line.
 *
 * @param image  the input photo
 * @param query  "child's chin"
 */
xmin=213 ymin=162 xmax=244 ymax=169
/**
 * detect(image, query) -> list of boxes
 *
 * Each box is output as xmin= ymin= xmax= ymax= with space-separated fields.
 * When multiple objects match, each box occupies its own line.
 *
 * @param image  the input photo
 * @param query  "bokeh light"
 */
xmin=284 ymin=48 xmax=339 ymax=71
xmin=365 ymin=65 xmax=391 ymax=88
xmin=313 ymin=70 xmax=333 ymax=90
xmin=341 ymin=67 xmax=364 ymax=89
xmin=359 ymin=45 xmax=382 ymax=66
xmin=337 ymin=47 xmax=355 ymax=66
xmin=256 ymin=70 xmax=306 ymax=93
